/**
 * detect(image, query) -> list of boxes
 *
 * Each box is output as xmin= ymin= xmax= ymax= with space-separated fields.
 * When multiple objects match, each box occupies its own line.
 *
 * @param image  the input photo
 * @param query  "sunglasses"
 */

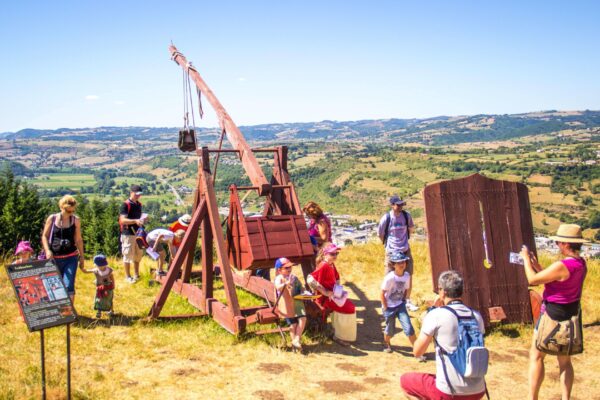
xmin=281 ymin=266 xmax=292 ymax=270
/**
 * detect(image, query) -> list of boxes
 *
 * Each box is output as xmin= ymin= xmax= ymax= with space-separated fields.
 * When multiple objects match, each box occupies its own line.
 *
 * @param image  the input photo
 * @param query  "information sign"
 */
xmin=5 ymin=259 xmax=77 ymax=331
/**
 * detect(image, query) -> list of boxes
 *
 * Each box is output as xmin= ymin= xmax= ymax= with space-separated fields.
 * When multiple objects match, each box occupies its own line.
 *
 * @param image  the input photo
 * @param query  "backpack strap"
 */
xmin=402 ymin=210 xmax=411 ymax=240
xmin=383 ymin=212 xmax=392 ymax=246
xmin=49 ymin=214 xmax=57 ymax=245
xmin=119 ymin=200 xmax=133 ymax=231
xmin=433 ymin=336 xmax=457 ymax=396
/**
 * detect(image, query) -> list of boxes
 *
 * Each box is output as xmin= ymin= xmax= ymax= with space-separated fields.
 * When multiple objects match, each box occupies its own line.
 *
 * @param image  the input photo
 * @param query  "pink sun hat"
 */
xmin=15 ymin=240 xmax=34 ymax=255
xmin=322 ymin=243 xmax=341 ymax=255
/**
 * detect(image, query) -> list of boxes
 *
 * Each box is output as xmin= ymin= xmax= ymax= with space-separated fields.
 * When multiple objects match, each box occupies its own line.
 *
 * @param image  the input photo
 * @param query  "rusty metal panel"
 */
xmin=424 ymin=173 xmax=535 ymax=326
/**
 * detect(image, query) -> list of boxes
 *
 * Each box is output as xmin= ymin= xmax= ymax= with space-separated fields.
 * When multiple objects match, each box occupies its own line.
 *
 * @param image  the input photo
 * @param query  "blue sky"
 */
xmin=1 ymin=1 xmax=599 ymax=132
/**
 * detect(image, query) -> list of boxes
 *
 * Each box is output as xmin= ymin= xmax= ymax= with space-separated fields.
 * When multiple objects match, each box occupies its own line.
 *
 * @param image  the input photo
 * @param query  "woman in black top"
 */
xmin=42 ymin=195 xmax=85 ymax=302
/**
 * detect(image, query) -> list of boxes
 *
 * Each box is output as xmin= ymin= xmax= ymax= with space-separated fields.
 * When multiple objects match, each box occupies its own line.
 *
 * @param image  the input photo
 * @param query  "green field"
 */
xmin=30 ymin=173 xmax=95 ymax=189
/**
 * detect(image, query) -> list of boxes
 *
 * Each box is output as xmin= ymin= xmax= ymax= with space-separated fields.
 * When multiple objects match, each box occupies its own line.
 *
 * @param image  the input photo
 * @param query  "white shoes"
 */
xmin=406 ymin=299 xmax=419 ymax=312
xmin=125 ymin=276 xmax=137 ymax=284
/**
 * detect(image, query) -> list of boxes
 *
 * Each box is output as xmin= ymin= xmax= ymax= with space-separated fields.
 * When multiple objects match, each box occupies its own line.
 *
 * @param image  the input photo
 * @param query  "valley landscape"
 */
xmin=2 ymin=110 xmax=599 ymax=240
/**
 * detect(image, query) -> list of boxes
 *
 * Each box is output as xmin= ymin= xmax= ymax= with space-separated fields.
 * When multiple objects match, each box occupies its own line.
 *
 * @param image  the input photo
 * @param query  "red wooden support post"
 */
xmin=199 ymin=162 xmax=241 ymax=317
xmin=201 ymin=212 xmax=214 ymax=307
xmin=181 ymin=163 xmax=203 ymax=283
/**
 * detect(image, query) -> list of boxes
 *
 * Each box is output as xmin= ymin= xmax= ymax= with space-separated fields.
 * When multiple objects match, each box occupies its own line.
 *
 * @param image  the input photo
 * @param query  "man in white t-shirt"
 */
xmin=401 ymin=270 xmax=486 ymax=400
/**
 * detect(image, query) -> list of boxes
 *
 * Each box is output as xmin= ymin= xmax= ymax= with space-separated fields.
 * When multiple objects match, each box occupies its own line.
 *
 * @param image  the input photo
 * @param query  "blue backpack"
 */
xmin=434 ymin=305 xmax=489 ymax=396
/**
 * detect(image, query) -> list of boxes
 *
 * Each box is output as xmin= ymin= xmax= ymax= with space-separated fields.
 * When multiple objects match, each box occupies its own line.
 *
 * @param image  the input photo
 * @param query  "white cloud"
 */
xmin=85 ymin=95 xmax=99 ymax=101
xmin=237 ymin=77 xmax=247 ymax=82
xmin=115 ymin=100 xmax=125 ymax=105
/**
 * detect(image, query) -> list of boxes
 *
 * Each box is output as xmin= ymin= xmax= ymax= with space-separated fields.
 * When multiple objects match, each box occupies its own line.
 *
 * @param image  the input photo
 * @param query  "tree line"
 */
xmin=0 ymin=166 xmax=183 ymax=259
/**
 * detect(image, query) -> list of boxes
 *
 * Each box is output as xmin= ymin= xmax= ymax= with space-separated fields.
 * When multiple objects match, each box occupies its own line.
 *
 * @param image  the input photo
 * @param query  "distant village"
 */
xmin=216 ymin=207 xmax=600 ymax=258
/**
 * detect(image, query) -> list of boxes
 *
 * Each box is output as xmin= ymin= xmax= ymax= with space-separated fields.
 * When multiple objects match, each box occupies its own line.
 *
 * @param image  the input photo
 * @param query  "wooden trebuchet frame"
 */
xmin=148 ymin=45 xmax=314 ymax=334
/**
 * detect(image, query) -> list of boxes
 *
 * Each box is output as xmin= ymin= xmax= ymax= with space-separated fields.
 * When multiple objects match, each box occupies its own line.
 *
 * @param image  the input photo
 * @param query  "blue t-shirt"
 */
xmin=378 ymin=210 xmax=413 ymax=253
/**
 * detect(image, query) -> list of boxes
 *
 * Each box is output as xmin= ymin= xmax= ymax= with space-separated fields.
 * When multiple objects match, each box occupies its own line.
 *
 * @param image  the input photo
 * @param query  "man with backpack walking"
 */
xmin=401 ymin=270 xmax=489 ymax=400
xmin=119 ymin=184 xmax=146 ymax=283
xmin=378 ymin=195 xmax=418 ymax=311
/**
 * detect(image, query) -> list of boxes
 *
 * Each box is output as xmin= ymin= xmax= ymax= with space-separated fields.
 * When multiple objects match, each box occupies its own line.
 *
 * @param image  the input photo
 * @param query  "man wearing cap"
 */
xmin=119 ymin=184 xmax=145 ymax=283
xmin=378 ymin=195 xmax=418 ymax=312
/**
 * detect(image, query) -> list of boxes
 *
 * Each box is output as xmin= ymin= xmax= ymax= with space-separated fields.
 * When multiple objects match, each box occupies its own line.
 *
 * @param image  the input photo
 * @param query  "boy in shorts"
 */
xmin=381 ymin=251 xmax=424 ymax=360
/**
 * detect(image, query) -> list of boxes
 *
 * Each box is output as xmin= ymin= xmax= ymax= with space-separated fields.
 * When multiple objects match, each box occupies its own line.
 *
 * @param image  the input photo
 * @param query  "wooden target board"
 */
xmin=424 ymin=173 xmax=536 ymax=326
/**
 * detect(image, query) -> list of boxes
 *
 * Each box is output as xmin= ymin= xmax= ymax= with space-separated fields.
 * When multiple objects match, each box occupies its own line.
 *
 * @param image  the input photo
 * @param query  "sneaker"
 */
xmin=383 ymin=346 xmax=393 ymax=353
xmin=292 ymin=338 xmax=303 ymax=352
xmin=418 ymin=355 xmax=427 ymax=362
xmin=125 ymin=276 xmax=136 ymax=284
xmin=133 ymin=275 xmax=140 ymax=282
xmin=406 ymin=299 xmax=419 ymax=312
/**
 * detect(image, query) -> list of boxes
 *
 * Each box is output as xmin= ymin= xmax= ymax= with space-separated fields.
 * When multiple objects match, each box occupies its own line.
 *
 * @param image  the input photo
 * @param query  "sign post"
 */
xmin=40 ymin=329 xmax=46 ymax=399
xmin=5 ymin=259 xmax=78 ymax=398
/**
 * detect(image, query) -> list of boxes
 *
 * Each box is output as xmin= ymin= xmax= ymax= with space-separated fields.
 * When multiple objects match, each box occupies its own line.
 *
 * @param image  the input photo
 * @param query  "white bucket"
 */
xmin=332 ymin=311 xmax=357 ymax=342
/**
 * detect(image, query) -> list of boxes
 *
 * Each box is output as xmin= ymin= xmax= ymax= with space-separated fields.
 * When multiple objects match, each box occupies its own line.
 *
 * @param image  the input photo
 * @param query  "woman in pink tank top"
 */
xmin=520 ymin=224 xmax=588 ymax=400
xmin=302 ymin=201 xmax=332 ymax=250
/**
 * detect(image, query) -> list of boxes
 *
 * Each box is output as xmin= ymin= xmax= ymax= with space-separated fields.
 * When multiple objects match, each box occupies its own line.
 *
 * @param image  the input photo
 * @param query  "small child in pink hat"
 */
xmin=13 ymin=241 xmax=35 ymax=265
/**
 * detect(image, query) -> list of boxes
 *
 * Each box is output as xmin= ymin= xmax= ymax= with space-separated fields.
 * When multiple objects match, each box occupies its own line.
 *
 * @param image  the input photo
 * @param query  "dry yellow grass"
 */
xmin=405 ymin=169 xmax=438 ymax=182
xmin=332 ymin=172 xmax=351 ymax=187
xmin=289 ymin=154 xmax=325 ymax=169
xmin=360 ymin=161 xmax=408 ymax=172
xmin=357 ymin=178 xmax=395 ymax=193
xmin=531 ymin=210 xmax=562 ymax=233
xmin=527 ymin=174 xmax=552 ymax=185
xmin=529 ymin=186 xmax=578 ymax=206
xmin=1 ymin=244 xmax=599 ymax=399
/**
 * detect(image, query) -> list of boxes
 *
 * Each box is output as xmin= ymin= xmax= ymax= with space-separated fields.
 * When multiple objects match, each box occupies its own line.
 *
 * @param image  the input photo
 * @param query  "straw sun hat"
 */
xmin=549 ymin=224 xmax=588 ymax=243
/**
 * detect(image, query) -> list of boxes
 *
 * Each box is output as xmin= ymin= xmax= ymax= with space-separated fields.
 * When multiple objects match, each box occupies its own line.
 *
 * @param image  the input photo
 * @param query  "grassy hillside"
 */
xmin=1 ymin=242 xmax=599 ymax=399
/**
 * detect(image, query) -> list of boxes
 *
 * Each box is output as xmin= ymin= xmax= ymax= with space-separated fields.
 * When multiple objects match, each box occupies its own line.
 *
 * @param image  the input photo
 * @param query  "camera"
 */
xmin=509 ymin=252 xmax=524 ymax=265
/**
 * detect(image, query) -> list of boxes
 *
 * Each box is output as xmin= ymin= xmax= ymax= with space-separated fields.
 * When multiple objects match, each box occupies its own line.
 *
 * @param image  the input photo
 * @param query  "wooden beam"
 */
xmin=209 ymin=300 xmax=247 ymax=334
xmin=182 ymin=161 xmax=203 ymax=283
xmin=170 ymin=45 xmax=271 ymax=196
xmin=232 ymin=271 xmax=276 ymax=303
xmin=201 ymin=213 xmax=214 ymax=305
xmin=157 ymin=313 xmax=205 ymax=320
xmin=200 ymin=168 xmax=242 ymax=316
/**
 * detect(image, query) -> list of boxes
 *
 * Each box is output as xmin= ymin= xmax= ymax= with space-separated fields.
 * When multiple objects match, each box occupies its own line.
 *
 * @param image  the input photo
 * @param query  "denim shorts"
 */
xmin=55 ymin=255 xmax=79 ymax=295
xmin=285 ymin=316 xmax=305 ymax=326
xmin=383 ymin=303 xmax=415 ymax=337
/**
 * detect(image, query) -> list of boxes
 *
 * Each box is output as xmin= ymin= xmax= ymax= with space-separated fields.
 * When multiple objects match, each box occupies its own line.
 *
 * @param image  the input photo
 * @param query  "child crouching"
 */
xmin=82 ymin=254 xmax=115 ymax=318
xmin=381 ymin=251 xmax=425 ymax=361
